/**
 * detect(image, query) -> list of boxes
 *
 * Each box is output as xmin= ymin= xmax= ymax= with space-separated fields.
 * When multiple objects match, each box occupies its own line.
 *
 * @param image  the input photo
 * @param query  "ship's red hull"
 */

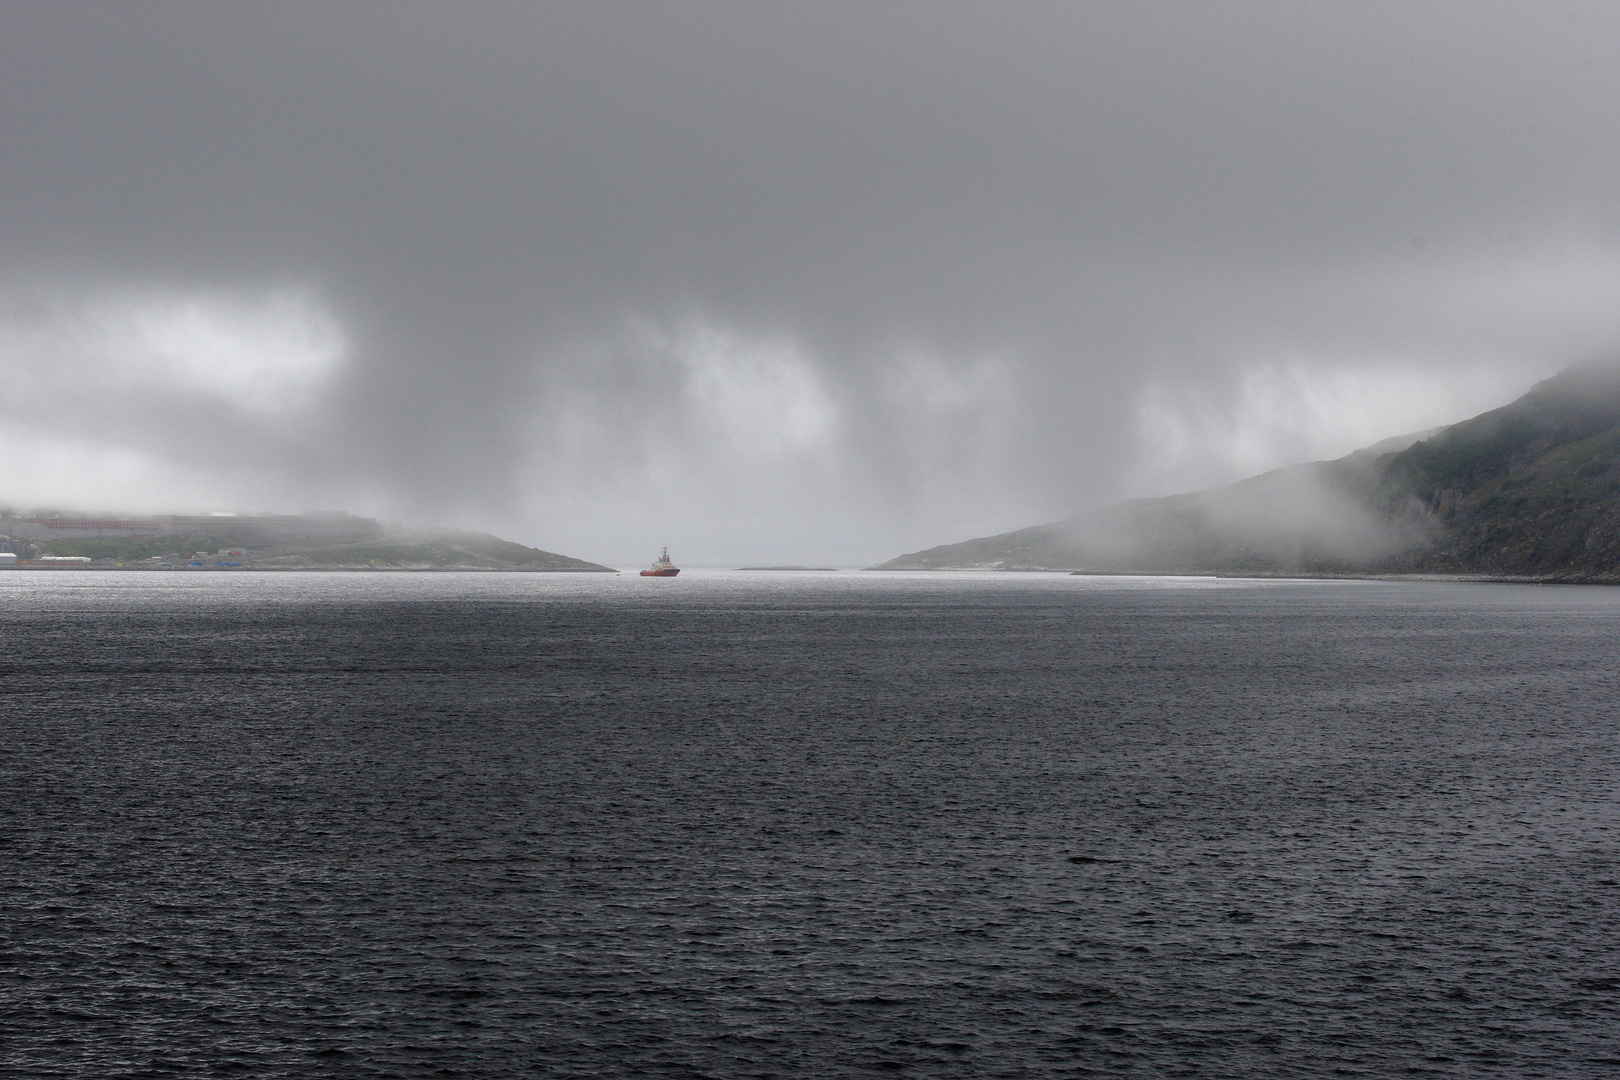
xmin=640 ymin=568 xmax=680 ymax=576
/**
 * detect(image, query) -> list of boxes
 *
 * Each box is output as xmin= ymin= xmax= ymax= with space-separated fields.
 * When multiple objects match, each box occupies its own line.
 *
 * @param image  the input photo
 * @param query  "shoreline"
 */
xmin=0 ymin=565 xmax=620 ymax=573
xmin=864 ymin=566 xmax=1620 ymax=585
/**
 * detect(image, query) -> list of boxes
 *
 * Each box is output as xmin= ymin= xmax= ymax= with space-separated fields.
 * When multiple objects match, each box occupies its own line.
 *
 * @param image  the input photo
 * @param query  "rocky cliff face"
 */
xmin=875 ymin=361 xmax=1620 ymax=581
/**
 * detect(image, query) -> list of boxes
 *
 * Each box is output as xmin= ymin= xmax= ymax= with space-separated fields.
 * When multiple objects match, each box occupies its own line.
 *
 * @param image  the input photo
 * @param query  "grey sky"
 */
xmin=1 ymin=3 xmax=1617 ymax=564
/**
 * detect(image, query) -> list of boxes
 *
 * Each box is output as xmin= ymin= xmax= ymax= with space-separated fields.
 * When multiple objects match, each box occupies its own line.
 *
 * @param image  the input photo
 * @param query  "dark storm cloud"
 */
xmin=1 ymin=3 xmax=1618 ymax=562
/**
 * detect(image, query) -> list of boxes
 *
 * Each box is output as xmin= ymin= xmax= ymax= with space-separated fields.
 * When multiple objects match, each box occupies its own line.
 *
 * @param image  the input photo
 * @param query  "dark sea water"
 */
xmin=4 ymin=570 xmax=1620 ymax=1078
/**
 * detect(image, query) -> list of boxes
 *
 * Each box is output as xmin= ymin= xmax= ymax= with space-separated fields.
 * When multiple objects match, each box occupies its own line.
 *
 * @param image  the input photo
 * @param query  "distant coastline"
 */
xmin=0 ymin=511 xmax=616 ymax=572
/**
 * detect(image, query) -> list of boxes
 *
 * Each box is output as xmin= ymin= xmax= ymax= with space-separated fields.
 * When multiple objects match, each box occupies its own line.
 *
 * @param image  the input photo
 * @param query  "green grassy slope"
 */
xmin=9 ymin=525 xmax=616 ymax=571
xmin=1378 ymin=362 xmax=1620 ymax=578
xmin=284 ymin=530 xmax=616 ymax=570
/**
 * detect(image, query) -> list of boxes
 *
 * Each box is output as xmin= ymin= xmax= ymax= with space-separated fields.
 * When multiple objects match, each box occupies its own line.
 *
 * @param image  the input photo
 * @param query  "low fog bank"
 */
xmin=880 ymin=360 xmax=1620 ymax=580
xmin=877 ymin=428 xmax=1440 ymax=572
xmin=0 ymin=256 xmax=1602 ymax=568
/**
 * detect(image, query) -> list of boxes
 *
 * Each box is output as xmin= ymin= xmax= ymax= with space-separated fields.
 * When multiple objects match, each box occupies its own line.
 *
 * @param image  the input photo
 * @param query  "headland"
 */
xmin=0 ymin=511 xmax=615 ymax=571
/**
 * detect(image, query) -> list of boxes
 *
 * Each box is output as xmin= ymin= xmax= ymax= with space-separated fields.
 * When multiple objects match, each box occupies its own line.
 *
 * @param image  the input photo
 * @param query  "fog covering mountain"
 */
xmin=876 ymin=361 xmax=1620 ymax=580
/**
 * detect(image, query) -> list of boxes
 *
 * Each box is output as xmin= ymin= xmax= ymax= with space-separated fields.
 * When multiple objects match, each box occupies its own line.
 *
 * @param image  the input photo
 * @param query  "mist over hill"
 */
xmin=875 ymin=361 xmax=1620 ymax=582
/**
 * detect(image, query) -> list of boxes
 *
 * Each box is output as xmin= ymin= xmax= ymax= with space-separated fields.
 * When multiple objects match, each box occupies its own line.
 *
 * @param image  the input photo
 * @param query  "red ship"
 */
xmin=640 ymin=547 xmax=680 ymax=576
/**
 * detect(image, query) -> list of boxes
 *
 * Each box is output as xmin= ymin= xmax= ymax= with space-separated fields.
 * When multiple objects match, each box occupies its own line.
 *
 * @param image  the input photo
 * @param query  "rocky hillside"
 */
xmin=875 ymin=361 xmax=1620 ymax=582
